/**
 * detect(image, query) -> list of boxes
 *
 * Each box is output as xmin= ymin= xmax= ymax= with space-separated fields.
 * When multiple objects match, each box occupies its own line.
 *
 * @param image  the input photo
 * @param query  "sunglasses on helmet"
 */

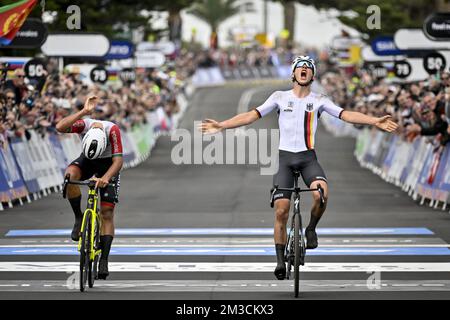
xmin=295 ymin=60 xmax=314 ymax=70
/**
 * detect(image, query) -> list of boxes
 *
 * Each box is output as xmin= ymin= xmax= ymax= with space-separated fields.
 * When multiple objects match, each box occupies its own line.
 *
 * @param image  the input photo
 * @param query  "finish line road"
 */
xmin=0 ymin=83 xmax=449 ymax=300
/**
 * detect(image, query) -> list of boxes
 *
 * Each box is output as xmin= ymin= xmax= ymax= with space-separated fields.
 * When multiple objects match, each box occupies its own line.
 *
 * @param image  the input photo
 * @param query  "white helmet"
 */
xmin=291 ymin=55 xmax=316 ymax=76
xmin=82 ymin=127 xmax=107 ymax=160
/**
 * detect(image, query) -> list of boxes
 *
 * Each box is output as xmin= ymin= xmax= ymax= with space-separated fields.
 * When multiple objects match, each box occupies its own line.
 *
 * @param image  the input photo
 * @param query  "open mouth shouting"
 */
xmin=300 ymin=68 xmax=308 ymax=80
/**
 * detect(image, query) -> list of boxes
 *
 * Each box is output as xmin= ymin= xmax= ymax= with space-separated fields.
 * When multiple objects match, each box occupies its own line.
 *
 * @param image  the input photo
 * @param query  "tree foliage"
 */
xmin=297 ymin=0 xmax=449 ymax=40
xmin=187 ymin=0 xmax=240 ymax=32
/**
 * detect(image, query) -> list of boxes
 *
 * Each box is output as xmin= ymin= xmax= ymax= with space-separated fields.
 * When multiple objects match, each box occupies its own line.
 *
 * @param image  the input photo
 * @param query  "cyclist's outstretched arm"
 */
xmin=199 ymin=110 xmax=260 ymax=134
xmin=341 ymin=110 xmax=398 ymax=133
xmin=55 ymin=96 xmax=97 ymax=133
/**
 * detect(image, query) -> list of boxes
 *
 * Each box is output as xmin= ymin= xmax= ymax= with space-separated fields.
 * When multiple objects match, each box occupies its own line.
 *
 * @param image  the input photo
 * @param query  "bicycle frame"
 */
xmin=77 ymin=185 xmax=102 ymax=261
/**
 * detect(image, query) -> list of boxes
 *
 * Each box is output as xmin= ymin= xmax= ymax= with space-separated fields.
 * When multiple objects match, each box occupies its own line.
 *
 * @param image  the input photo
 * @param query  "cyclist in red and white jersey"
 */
xmin=56 ymin=96 xmax=123 ymax=280
xmin=200 ymin=56 xmax=398 ymax=280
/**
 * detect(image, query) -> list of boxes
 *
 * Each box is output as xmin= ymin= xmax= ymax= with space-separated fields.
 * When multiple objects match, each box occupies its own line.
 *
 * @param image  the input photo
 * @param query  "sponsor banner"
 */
xmin=47 ymin=133 xmax=68 ymax=176
xmin=276 ymin=65 xmax=291 ymax=78
xmin=431 ymin=145 xmax=450 ymax=201
xmin=41 ymin=33 xmax=110 ymax=57
xmin=423 ymin=13 xmax=450 ymax=41
xmin=363 ymin=130 xmax=384 ymax=165
xmin=415 ymin=143 xmax=437 ymax=198
xmin=0 ymin=142 xmax=28 ymax=200
xmin=2 ymin=18 xmax=48 ymax=49
xmin=399 ymin=139 xmax=419 ymax=185
xmin=435 ymin=146 xmax=450 ymax=192
xmin=192 ymin=67 xmax=225 ymax=87
xmin=394 ymin=28 xmax=450 ymax=50
xmin=381 ymin=134 xmax=398 ymax=175
xmin=371 ymin=36 xmax=404 ymax=56
xmin=104 ymin=40 xmax=134 ymax=60
xmin=405 ymin=138 xmax=431 ymax=191
xmin=9 ymin=136 xmax=40 ymax=194
xmin=121 ymin=132 xmax=137 ymax=166
xmin=59 ymin=134 xmax=82 ymax=164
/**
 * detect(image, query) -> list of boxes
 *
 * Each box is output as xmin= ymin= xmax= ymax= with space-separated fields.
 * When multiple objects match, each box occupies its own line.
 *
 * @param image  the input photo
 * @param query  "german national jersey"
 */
xmin=255 ymin=90 xmax=343 ymax=152
xmin=70 ymin=119 xmax=123 ymax=158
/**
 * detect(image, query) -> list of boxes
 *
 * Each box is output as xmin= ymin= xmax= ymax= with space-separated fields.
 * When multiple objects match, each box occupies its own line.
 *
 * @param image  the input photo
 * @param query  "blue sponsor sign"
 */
xmin=104 ymin=40 xmax=134 ymax=60
xmin=371 ymin=36 xmax=404 ymax=56
xmin=9 ymin=137 xmax=40 ymax=194
xmin=400 ymin=138 xmax=420 ymax=184
xmin=437 ymin=146 xmax=450 ymax=192
xmin=0 ymin=143 xmax=28 ymax=200
xmin=48 ymin=133 xmax=69 ymax=176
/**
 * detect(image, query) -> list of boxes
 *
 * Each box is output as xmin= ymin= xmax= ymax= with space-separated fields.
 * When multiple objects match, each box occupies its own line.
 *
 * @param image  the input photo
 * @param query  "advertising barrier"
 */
xmin=323 ymin=117 xmax=450 ymax=211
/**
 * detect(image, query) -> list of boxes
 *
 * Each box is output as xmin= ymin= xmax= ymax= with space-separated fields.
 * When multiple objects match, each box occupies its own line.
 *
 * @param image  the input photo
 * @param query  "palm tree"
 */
xmin=187 ymin=0 xmax=240 ymax=49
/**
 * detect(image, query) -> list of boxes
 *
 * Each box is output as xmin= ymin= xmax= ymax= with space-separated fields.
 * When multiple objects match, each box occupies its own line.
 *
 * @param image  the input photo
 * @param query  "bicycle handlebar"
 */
xmin=62 ymin=176 xmax=116 ymax=199
xmin=270 ymin=184 xmax=325 ymax=209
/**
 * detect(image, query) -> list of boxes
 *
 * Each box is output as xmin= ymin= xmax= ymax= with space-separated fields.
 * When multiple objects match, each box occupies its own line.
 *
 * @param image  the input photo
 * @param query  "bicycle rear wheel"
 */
xmin=294 ymin=213 xmax=301 ymax=298
xmin=79 ymin=213 xmax=91 ymax=292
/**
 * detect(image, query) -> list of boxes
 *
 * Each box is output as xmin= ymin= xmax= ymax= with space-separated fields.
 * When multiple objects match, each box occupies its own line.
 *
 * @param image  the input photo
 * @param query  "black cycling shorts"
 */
xmin=69 ymin=154 xmax=120 ymax=207
xmin=273 ymin=149 xmax=327 ymax=201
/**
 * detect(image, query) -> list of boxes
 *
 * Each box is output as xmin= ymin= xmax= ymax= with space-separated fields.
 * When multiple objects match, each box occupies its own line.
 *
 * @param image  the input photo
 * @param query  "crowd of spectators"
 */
xmin=0 ymin=58 xmax=187 ymax=148
xmin=321 ymin=68 xmax=450 ymax=146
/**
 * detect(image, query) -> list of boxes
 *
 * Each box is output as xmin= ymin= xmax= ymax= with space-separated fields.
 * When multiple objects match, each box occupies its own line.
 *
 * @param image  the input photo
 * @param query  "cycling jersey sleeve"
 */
xmin=69 ymin=119 xmax=87 ymax=133
xmin=109 ymin=124 xmax=123 ymax=157
xmin=320 ymin=98 xmax=344 ymax=119
xmin=254 ymin=91 xmax=280 ymax=118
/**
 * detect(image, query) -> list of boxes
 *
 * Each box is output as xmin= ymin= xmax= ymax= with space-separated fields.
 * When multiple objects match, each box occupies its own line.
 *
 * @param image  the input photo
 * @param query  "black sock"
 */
xmin=68 ymin=196 xmax=82 ymax=220
xmin=275 ymin=244 xmax=285 ymax=265
xmin=100 ymin=235 xmax=114 ymax=261
xmin=307 ymin=214 xmax=321 ymax=230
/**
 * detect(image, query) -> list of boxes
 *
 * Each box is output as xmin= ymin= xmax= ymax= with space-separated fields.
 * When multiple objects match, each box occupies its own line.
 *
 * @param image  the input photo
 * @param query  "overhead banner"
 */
xmin=362 ymin=46 xmax=405 ymax=63
xmin=424 ymin=13 xmax=450 ymax=41
xmin=135 ymin=51 xmax=165 ymax=68
xmin=394 ymin=28 xmax=450 ymax=50
xmin=41 ymin=33 xmax=110 ymax=57
xmin=371 ymin=36 xmax=404 ymax=56
xmin=104 ymin=40 xmax=134 ymax=60
xmin=2 ymin=18 xmax=48 ymax=49
xmin=136 ymin=41 xmax=175 ymax=55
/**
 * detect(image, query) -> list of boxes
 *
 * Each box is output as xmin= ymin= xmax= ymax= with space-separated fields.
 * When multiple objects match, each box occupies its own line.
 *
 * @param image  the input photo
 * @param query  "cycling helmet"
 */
xmin=291 ymin=55 xmax=316 ymax=76
xmin=82 ymin=127 xmax=107 ymax=160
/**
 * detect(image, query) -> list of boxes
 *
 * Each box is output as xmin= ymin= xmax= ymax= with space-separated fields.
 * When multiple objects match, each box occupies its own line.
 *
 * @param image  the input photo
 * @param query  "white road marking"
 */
xmin=0 ymin=262 xmax=449 ymax=273
xmin=0 ymin=280 xmax=449 ymax=292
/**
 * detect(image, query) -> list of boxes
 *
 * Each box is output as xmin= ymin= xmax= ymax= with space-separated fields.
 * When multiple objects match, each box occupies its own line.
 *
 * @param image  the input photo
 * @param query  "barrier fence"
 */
xmin=191 ymin=65 xmax=291 ymax=87
xmin=321 ymin=113 xmax=450 ymax=212
xmin=0 ymin=89 xmax=190 ymax=211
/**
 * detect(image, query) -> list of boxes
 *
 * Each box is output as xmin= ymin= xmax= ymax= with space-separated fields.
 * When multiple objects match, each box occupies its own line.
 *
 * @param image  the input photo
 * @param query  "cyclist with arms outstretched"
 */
xmin=56 ymin=96 xmax=123 ymax=280
xmin=200 ymin=56 xmax=398 ymax=280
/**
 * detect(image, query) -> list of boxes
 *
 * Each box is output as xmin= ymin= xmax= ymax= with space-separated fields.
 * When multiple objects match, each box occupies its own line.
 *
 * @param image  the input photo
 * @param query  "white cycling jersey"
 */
xmin=255 ymin=90 xmax=344 ymax=152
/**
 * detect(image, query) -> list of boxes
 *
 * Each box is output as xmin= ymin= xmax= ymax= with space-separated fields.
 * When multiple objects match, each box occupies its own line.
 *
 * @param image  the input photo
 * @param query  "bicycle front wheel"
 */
xmin=294 ymin=213 xmax=301 ymax=298
xmin=79 ymin=212 xmax=92 ymax=292
xmin=90 ymin=215 xmax=101 ymax=288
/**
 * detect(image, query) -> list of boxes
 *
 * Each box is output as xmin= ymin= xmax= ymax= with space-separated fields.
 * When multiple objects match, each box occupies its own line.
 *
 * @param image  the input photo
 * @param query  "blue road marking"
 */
xmin=5 ymin=227 xmax=434 ymax=237
xmin=0 ymin=247 xmax=448 ymax=256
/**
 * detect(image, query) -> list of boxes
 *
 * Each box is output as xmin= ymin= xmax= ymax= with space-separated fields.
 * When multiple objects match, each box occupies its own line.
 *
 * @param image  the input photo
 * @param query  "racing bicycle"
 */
xmin=270 ymin=171 xmax=325 ymax=298
xmin=62 ymin=175 xmax=115 ymax=292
